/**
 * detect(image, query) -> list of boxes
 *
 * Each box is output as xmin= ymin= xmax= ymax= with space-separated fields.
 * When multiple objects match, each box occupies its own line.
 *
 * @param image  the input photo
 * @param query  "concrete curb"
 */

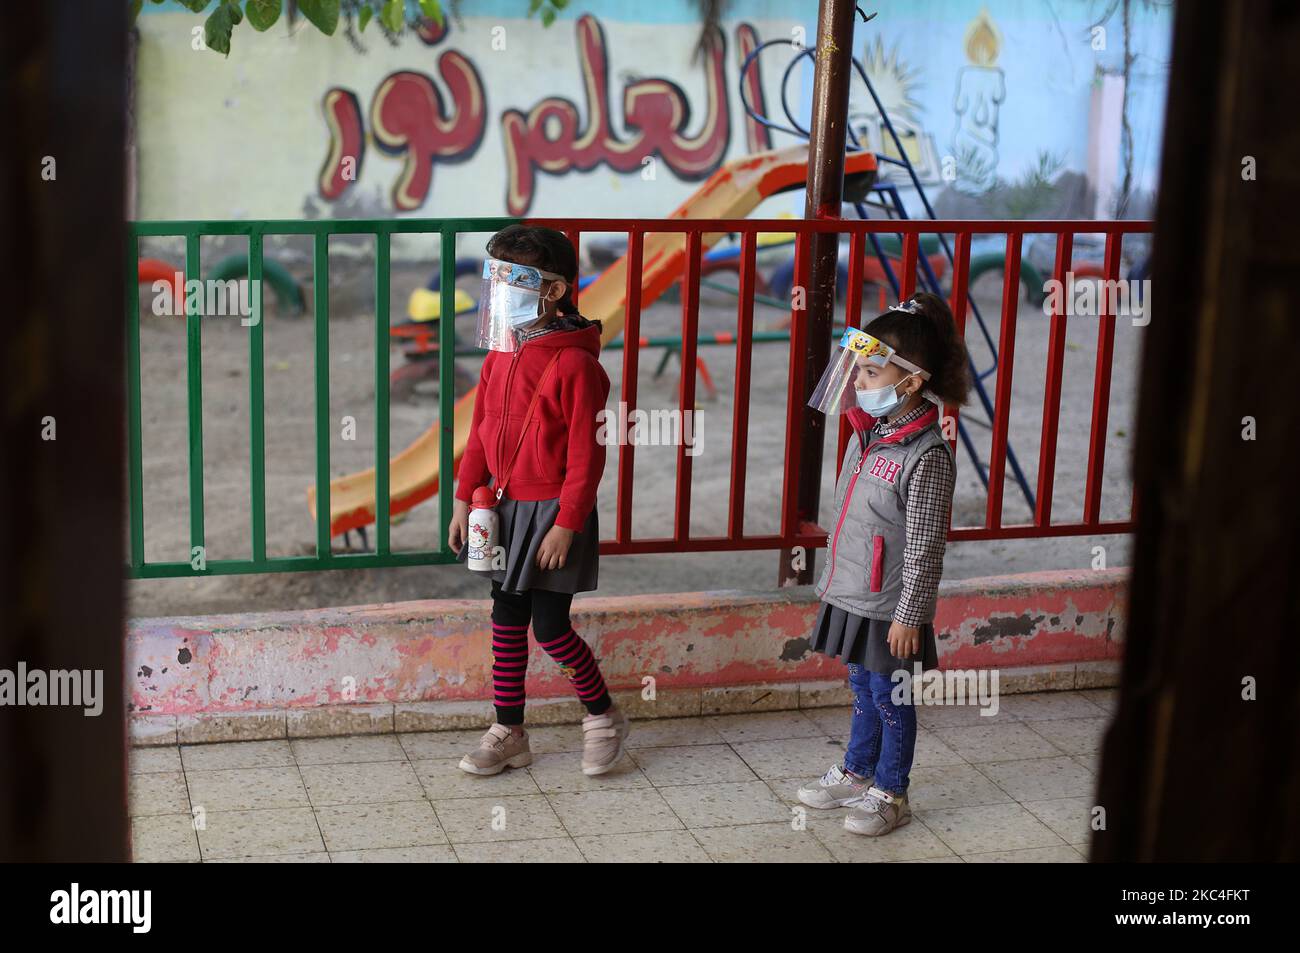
xmin=127 ymin=568 xmax=1127 ymax=745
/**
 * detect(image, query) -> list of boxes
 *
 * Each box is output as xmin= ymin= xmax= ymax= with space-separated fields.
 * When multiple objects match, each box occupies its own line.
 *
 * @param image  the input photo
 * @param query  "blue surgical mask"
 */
xmin=500 ymin=284 xmax=543 ymax=328
xmin=855 ymin=377 xmax=913 ymax=417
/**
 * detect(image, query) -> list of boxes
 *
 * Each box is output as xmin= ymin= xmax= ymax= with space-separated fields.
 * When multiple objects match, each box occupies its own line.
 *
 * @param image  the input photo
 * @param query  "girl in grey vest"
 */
xmin=797 ymin=292 xmax=972 ymax=837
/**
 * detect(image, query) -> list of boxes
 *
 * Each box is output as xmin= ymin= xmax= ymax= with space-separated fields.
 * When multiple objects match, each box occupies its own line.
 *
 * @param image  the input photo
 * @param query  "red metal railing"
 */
xmin=524 ymin=216 xmax=1150 ymax=552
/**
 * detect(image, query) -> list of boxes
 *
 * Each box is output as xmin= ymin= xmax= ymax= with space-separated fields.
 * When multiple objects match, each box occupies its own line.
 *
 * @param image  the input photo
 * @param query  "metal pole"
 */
xmin=778 ymin=0 xmax=856 ymax=586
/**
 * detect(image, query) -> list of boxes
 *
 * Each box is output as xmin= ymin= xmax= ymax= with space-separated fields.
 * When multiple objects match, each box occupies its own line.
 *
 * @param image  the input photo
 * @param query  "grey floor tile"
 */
xmin=961 ymin=845 xmax=1085 ymax=863
xmin=574 ymin=830 xmax=712 ymax=863
xmin=433 ymin=794 xmax=566 ymax=844
xmin=413 ymin=757 xmax=541 ymax=799
xmin=705 ymin=711 xmax=827 ymax=744
xmin=1021 ymin=796 xmax=1098 ymax=845
xmin=934 ymin=722 xmax=1065 ymax=763
xmin=996 ymin=691 xmax=1110 ymax=721
xmin=129 ymin=771 xmax=190 ymax=817
xmin=130 ymin=746 xmax=182 ymax=775
xmin=1024 ymin=716 xmax=1110 ymax=756
xmin=906 ymin=764 xmax=1015 ymax=811
xmin=811 ymin=815 xmax=958 ymax=863
xmin=731 ymin=737 xmax=844 ymax=780
xmin=331 ymin=845 xmax=458 ymax=862
xmin=547 ymin=787 xmax=684 ymax=837
xmin=131 ymin=813 xmax=200 ymax=862
xmin=524 ymin=750 xmax=649 ymax=794
xmin=691 ymin=823 xmax=836 ymax=863
xmin=291 ymin=734 xmax=407 ymax=765
xmin=657 ymin=780 xmax=790 ymax=828
xmin=454 ymin=837 xmax=585 ymax=863
xmin=624 ymin=717 xmax=727 ymax=748
xmin=975 ymin=756 xmax=1097 ymax=801
xmin=197 ymin=807 xmax=325 ymax=860
xmin=314 ymin=799 xmax=447 ymax=852
xmin=916 ymin=802 xmax=1067 ymax=855
xmin=299 ymin=761 xmax=424 ymax=806
xmin=187 ymin=765 xmax=309 ymax=812
xmin=181 ymin=739 xmax=294 ymax=771
xmin=630 ymin=744 xmax=759 ymax=786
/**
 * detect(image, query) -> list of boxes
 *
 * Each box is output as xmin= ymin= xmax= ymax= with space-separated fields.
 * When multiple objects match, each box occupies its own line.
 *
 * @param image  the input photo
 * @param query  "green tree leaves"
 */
xmin=204 ymin=1 xmax=244 ymax=56
xmin=245 ymin=0 xmax=281 ymax=32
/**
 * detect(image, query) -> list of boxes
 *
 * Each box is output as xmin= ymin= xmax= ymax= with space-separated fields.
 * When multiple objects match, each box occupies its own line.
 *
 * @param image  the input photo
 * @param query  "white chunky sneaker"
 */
xmin=796 ymin=763 xmax=873 ymax=809
xmin=843 ymin=786 xmax=912 ymax=836
xmin=580 ymin=707 xmax=630 ymax=776
xmin=458 ymin=724 xmax=533 ymax=775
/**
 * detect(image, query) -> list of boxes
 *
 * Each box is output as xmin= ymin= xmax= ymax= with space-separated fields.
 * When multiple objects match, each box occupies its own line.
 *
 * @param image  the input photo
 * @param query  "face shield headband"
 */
xmin=807 ymin=327 xmax=935 ymax=415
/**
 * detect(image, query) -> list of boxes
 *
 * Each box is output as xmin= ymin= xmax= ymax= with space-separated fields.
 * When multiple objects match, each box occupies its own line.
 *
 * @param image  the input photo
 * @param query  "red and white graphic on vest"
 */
xmin=867 ymin=454 xmax=901 ymax=484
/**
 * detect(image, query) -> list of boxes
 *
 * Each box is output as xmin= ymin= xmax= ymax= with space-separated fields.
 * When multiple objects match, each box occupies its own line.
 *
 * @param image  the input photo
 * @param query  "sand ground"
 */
xmin=126 ymin=243 xmax=1139 ymax=618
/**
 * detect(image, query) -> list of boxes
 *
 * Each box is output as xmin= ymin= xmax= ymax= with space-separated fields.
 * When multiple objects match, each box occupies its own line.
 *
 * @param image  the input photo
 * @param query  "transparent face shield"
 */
xmin=475 ymin=257 xmax=565 ymax=352
xmin=807 ymin=327 xmax=933 ymax=414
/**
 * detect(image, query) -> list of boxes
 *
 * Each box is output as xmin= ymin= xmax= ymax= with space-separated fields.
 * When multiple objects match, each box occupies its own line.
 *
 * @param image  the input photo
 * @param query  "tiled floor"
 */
xmin=129 ymin=689 xmax=1115 ymax=863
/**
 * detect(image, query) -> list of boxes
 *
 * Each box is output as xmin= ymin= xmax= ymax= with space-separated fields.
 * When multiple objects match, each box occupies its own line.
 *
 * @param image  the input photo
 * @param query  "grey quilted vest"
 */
xmin=814 ymin=407 xmax=952 ymax=621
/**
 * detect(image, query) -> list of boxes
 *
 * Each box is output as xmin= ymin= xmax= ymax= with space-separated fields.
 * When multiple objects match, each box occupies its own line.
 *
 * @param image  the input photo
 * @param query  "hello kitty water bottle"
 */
xmin=466 ymin=486 xmax=499 ymax=572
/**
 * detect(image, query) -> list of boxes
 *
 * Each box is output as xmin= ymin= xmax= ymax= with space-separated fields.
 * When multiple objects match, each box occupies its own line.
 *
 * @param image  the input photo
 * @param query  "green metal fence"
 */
xmin=126 ymin=218 xmax=515 ymax=579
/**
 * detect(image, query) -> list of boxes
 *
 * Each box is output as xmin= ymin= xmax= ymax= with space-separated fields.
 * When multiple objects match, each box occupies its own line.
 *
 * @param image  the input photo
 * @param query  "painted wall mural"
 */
xmin=133 ymin=1 xmax=1171 ymax=230
xmin=950 ymin=8 xmax=1005 ymax=194
xmin=316 ymin=13 xmax=766 ymax=216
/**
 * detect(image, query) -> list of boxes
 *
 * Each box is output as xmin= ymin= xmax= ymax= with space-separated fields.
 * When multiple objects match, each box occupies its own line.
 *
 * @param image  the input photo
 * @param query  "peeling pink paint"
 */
xmin=126 ymin=568 xmax=1127 ymax=715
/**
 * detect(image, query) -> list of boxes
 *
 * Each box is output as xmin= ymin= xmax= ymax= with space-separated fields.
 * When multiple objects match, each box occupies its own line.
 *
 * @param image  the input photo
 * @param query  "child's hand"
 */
xmin=449 ymin=499 xmax=470 ymax=553
xmin=535 ymin=524 xmax=575 ymax=570
xmin=888 ymin=621 xmax=921 ymax=659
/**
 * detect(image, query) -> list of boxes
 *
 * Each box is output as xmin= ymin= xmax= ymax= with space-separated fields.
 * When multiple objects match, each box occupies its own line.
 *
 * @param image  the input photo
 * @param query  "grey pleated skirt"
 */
xmin=808 ymin=600 xmax=939 ymax=674
xmin=457 ymin=494 xmax=599 ymax=594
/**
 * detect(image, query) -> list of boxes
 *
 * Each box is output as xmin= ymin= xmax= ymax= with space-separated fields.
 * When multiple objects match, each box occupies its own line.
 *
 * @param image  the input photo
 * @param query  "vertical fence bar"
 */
xmin=616 ymin=229 xmax=644 ymax=545
xmin=944 ymin=230 xmax=972 ymax=458
xmin=125 ymin=231 xmax=144 ymax=571
xmin=438 ymin=226 xmax=456 ymax=555
xmin=1084 ymin=230 xmax=1123 ymax=525
xmin=727 ymin=229 xmax=757 ymax=540
xmin=839 ymin=228 xmax=867 ymax=467
xmin=1035 ymin=230 xmax=1072 ymax=527
xmin=673 ymin=229 xmax=701 ymax=543
xmin=780 ymin=229 xmax=811 ymax=540
xmin=313 ymin=231 xmax=332 ymax=560
xmin=845 ymin=229 xmax=865 ymax=330
xmin=248 ymin=229 xmax=267 ymax=564
xmin=564 ymin=228 xmax=581 ymax=310
xmin=184 ymin=232 xmax=205 ymax=562
xmin=900 ymin=231 xmax=919 ymax=299
xmin=984 ymin=229 xmax=1022 ymax=530
xmin=375 ymin=229 xmax=391 ymax=554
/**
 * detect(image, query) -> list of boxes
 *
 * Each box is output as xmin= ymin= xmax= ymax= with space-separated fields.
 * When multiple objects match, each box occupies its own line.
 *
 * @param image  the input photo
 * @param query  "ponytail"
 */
xmin=863 ymin=291 xmax=972 ymax=406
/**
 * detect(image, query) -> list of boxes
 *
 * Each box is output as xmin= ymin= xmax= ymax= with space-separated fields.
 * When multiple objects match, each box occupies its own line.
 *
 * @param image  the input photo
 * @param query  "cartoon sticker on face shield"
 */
xmin=475 ymin=257 xmax=566 ymax=353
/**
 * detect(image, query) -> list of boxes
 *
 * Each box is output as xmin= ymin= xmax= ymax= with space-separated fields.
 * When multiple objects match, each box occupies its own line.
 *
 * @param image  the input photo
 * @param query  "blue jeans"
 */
xmin=843 ymin=664 xmax=917 ymax=795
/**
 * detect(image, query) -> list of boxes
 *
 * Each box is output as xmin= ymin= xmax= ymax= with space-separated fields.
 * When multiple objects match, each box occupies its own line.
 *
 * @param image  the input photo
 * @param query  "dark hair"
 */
xmin=485 ymin=225 xmax=579 ymax=316
xmin=864 ymin=291 xmax=972 ymax=406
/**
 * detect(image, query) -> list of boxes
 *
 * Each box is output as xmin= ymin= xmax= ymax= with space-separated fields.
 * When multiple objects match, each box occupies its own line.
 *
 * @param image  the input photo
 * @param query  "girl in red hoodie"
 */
xmin=449 ymin=225 xmax=629 ymax=777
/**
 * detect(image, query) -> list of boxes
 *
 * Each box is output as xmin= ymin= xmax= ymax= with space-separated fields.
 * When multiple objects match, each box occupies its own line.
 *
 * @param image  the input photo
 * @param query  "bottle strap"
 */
xmin=495 ymin=351 xmax=562 ymax=499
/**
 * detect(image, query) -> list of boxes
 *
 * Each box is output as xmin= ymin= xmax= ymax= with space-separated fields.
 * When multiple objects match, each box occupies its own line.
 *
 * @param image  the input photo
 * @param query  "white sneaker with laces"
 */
xmin=796 ymin=764 xmax=872 ymax=809
xmin=843 ymin=785 xmax=912 ymax=836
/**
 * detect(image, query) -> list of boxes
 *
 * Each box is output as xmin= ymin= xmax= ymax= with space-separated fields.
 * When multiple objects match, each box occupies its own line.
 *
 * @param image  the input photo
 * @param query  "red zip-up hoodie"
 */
xmin=455 ymin=320 xmax=610 ymax=531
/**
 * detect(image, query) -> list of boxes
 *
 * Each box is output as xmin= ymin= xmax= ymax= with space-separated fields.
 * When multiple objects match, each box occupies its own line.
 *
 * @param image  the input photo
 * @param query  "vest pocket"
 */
xmin=869 ymin=534 xmax=884 ymax=592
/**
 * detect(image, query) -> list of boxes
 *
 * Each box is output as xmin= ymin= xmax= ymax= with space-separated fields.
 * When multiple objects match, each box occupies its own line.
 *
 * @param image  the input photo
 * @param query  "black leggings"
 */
xmin=490 ymin=581 xmax=612 ymax=726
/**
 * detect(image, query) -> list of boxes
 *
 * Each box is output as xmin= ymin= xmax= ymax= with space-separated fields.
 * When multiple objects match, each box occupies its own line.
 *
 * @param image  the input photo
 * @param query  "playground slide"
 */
xmin=309 ymin=144 xmax=877 ymax=537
